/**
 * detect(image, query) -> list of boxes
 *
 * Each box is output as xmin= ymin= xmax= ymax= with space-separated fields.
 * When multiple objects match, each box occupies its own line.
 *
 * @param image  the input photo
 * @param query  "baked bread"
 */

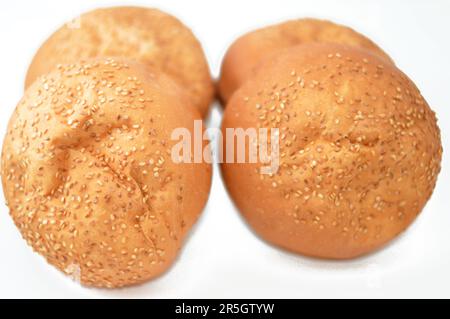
xmin=25 ymin=6 xmax=214 ymax=116
xmin=2 ymin=58 xmax=212 ymax=287
xmin=219 ymin=18 xmax=392 ymax=103
xmin=221 ymin=44 xmax=442 ymax=259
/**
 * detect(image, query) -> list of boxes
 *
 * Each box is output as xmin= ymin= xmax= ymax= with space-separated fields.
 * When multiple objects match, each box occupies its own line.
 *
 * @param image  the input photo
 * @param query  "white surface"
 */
xmin=0 ymin=0 xmax=449 ymax=299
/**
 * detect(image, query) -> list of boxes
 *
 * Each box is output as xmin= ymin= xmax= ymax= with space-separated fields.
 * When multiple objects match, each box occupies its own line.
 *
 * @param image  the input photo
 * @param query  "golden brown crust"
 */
xmin=3 ymin=58 xmax=212 ymax=287
xmin=221 ymin=44 xmax=441 ymax=259
xmin=219 ymin=18 xmax=393 ymax=104
xmin=25 ymin=6 xmax=214 ymax=116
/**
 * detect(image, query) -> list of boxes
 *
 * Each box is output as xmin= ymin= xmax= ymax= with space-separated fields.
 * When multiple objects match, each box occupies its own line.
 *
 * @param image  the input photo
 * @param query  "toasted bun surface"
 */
xmin=25 ymin=6 xmax=214 ymax=116
xmin=221 ymin=44 xmax=441 ymax=259
xmin=2 ymin=58 xmax=212 ymax=287
xmin=219 ymin=18 xmax=392 ymax=103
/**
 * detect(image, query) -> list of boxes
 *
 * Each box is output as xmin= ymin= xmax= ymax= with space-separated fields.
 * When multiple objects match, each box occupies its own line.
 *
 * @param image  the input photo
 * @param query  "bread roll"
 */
xmin=2 ymin=58 xmax=212 ymax=287
xmin=25 ymin=6 xmax=214 ymax=116
xmin=221 ymin=44 xmax=442 ymax=259
xmin=219 ymin=18 xmax=392 ymax=103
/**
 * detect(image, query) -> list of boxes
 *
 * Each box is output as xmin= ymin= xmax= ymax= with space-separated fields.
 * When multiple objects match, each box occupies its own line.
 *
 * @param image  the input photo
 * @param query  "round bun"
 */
xmin=2 ymin=58 xmax=212 ymax=287
xmin=221 ymin=44 xmax=441 ymax=259
xmin=219 ymin=18 xmax=392 ymax=103
xmin=25 ymin=6 xmax=214 ymax=116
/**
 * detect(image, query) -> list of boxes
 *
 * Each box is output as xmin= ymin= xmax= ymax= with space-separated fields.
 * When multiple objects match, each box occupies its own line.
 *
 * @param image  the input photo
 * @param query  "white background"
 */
xmin=0 ymin=0 xmax=449 ymax=299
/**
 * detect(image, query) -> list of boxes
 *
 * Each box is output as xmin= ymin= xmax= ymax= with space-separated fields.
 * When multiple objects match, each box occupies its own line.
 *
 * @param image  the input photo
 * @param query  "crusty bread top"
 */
xmin=25 ymin=6 xmax=214 ymax=116
xmin=3 ymin=58 xmax=211 ymax=287
xmin=219 ymin=18 xmax=392 ymax=103
xmin=221 ymin=44 xmax=441 ymax=259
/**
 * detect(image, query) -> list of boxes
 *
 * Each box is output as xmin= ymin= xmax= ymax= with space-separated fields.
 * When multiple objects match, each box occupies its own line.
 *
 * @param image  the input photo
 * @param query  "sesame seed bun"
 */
xmin=221 ymin=44 xmax=442 ymax=259
xmin=2 ymin=58 xmax=212 ymax=287
xmin=25 ymin=6 xmax=214 ymax=117
xmin=219 ymin=18 xmax=393 ymax=103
